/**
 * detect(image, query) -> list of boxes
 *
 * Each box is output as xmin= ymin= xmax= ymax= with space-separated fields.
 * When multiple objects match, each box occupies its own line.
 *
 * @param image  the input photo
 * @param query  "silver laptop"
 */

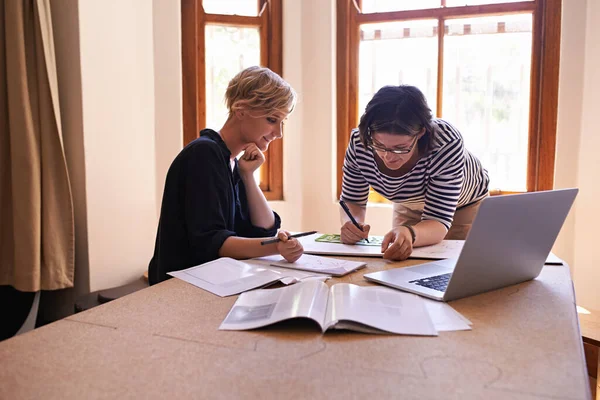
xmin=364 ymin=188 xmax=578 ymax=302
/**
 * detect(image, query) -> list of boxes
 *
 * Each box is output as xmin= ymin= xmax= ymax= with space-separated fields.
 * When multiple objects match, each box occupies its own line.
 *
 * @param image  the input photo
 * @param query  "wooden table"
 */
xmin=0 ymin=258 xmax=591 ymax=399
xmin=580 ymin=307 xmax=600 ymax=399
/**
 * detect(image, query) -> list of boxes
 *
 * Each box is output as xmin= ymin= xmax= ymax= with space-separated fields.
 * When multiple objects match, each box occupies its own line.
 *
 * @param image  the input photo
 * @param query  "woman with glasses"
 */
xmin=340 ymin=85 xmax=489 ymax=261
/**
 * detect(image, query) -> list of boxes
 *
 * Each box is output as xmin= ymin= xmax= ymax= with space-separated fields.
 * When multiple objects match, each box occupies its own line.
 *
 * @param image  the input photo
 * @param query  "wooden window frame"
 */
xmin=336 ymin=0 xmax=562 ymax=198
xmin=182 ymin=0 xmax=284 ymax=200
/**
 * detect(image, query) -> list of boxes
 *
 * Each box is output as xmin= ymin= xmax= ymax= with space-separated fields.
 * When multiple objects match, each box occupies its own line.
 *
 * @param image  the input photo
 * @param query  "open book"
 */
xmin=219 ymin=280 xmax=437 ymax=336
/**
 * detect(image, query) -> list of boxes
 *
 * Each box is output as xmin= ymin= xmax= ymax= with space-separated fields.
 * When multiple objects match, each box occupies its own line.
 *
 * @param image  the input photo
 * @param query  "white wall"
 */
xmin=553 ymin=0 xmax=586 ymax=271
xmin=78 ymin=0 xmax=158 ymax=292
xmin=153 ymin=0 xmax=183 ymax=211
xmin=572 ymin=0 xmax=600 ymax=310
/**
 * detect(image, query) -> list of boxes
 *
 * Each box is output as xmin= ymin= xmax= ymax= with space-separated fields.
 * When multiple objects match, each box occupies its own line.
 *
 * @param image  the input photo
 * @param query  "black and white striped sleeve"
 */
xmin=422 ymin=123 xmax=465 ymax=229
xmin=341 ymin=132 xmax=370 ymax=206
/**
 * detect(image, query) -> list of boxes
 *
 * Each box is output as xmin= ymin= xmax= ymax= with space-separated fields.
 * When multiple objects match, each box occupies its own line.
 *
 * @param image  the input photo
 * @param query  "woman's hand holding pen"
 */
xmin=381 ymin=226 xmax=413 ymax=261
xmin=239 ymin=143 xmax=265 ymax=178
xmin=276 ymin=230 xmax=304 ymax=263
xmin=340 ymin=220 xmax=370 ymax=244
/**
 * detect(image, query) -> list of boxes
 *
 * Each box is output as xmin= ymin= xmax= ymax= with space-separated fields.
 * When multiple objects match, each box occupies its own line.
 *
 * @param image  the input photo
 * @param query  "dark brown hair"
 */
xmin=358 ymin=85 xmax=435 ymax=154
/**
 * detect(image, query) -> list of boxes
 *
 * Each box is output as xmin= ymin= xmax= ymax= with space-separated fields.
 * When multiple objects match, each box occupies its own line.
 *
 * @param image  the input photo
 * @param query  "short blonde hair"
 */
xmin=225 ymin=66 xmax=296 ymax=118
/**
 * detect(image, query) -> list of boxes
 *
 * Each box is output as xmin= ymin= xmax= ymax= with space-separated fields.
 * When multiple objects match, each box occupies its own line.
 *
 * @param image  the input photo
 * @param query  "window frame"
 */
xmin=181 ymin=0 xmax=284 ymax=200
xmin=336 ymin=0 xmax=562 ymax=198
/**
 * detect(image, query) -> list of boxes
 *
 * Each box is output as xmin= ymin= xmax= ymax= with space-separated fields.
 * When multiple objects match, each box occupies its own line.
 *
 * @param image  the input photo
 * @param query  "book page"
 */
xmin=269 ymin=254 xmax=366 ymax=277
xmin=324 ymin=284 xmax=437 ymax=336
xmin=219 ymin=280 xmax=330 ymax=331
xmin=168 ymin=258 xmax=285 ymax=297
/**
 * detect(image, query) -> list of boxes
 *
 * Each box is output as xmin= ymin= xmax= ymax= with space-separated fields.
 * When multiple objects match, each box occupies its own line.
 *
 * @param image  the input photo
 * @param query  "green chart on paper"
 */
xmin=314 ymin=234 xmax=384 ymax=247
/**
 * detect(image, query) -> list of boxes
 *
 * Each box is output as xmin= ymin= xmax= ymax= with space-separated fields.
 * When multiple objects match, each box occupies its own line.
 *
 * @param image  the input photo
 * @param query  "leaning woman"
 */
xmin=340 ymin=85 xmax=489 ymax=261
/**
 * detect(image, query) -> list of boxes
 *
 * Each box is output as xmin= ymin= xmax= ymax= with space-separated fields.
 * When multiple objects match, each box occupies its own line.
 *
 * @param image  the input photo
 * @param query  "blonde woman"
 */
xmin=149 ymin=66 xmax=302 ymax=285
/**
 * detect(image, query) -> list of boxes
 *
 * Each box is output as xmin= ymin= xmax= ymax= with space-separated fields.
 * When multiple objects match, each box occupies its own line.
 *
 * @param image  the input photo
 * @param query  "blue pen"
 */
xmin=339 ymin=200 xmax=369 ymax=243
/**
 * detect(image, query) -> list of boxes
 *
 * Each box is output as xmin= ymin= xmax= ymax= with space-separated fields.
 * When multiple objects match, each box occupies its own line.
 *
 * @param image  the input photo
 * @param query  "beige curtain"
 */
xmin=0 ymin=0 xmax=74 ymax=292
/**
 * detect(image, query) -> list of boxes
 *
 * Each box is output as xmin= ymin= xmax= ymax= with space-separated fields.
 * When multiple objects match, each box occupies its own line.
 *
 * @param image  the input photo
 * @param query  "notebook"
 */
xmin=219 ymin=279 xmax=437 ymax=336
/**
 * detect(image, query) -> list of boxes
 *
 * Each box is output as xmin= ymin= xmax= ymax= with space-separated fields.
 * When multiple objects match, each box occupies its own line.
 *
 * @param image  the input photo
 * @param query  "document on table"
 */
xmin=300 ymin=233 xmax=563 ymax=265
xmin=169 ymin=257 xmax=293 ymax=297
xmin=244 ymin=256 xmax=331 ymax=284
xmin=268 ymin=254 xmax=366 ymax=276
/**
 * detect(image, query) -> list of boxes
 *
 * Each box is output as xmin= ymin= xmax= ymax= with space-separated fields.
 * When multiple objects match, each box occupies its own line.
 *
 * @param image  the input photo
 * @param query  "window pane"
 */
xmin=362 ymin=0 xmax=441 ymax=13
xmin=205 ymin=24 xmax=261 ymax=184
xmin=359 ymin=20 xmax=438 ymax=121
xmin=446 ymin=0 xmax=532 ymax=6
xmin=442 ymin=14 xmax=532 ymax=192
xmin=205 ymin=25 xmax=260 ymax=129
xmin=202 ymin=0 xmax=258 ymax=16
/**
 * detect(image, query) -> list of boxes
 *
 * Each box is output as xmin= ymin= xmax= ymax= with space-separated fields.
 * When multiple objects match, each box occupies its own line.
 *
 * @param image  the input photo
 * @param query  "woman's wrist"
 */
xmin=239 ymin=170 xmax=258 ymax=183
xmin=398 ymin=224 xmax=416 ymax=244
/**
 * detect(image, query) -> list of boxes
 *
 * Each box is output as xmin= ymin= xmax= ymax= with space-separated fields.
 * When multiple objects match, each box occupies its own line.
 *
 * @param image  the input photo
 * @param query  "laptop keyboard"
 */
xmin=409 ymin=273 xmax=452 ymax=292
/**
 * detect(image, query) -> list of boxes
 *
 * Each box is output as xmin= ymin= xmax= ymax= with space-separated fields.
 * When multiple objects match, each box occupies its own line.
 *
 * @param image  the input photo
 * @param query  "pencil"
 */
xmin=260 ymin=230 xmax=318 ymax=245
xmin=338 ymin=200 xmax=369 ymax=243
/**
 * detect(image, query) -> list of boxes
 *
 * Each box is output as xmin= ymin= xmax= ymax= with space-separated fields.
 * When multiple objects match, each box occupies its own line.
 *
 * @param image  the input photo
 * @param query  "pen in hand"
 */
xmin=338 ymin=200 xmax=369 ymax=243
xmin=260 ymin=230 xmax=317 ymax=245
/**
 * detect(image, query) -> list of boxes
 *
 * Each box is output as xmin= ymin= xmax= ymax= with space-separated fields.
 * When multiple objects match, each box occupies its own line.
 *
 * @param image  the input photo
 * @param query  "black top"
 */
xmin=148 ymin=129 xmax=281 ymax=285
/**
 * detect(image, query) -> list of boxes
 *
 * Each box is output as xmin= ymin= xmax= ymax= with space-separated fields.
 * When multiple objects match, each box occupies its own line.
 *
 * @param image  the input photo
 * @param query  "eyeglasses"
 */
xmin=367 ymin=130 xmax=419 ymax=155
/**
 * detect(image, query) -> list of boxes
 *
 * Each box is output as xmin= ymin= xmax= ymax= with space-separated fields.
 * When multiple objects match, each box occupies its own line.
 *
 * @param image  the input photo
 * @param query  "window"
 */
xmin=337 ymin=0 xmax=561 ymax=199
xmin=182 ymin=0 xmax=284 ymax=200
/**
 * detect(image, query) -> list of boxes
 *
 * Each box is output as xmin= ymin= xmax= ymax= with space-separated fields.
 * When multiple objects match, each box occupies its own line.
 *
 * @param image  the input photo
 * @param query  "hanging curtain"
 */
xmin=0 ymin=0 xmax=74 ymax=292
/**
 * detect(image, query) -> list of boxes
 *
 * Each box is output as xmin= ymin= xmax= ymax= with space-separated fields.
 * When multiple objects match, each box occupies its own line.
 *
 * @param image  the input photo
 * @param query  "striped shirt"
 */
xmin=341 ymin=119 xmax=489 ymax=229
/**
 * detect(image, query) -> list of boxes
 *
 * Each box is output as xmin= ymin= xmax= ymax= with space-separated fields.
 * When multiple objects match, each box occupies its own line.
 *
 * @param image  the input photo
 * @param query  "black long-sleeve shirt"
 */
xmin=148 ymin=129 xmax=281 ymax=285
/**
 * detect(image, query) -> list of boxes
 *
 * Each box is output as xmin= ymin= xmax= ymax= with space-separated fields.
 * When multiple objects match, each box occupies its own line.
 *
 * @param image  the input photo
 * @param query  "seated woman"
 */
xmin=149 ymin=66 xmax=303 ymax=284
xmin=340 ymin=85 xmax=489 ymax=261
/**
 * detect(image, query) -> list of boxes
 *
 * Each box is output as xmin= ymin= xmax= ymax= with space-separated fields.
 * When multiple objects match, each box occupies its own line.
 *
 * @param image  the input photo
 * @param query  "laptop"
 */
xmin=364 ymin=188 xmax=578 ymax=302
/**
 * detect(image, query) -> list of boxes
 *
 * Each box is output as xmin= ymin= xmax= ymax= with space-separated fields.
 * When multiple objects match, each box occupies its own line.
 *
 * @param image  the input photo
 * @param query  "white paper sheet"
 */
xmin=268 ymin=254 xmax=366 ymax=276
xmin=244 ymin=256 xmax=331 ymax=284
xmin=410 ymin=240 xmax=464 ymax=259
xmin=168 ymin=258 xmax=289 ymax=297
xmin=298 ymin=233 xmax=385 ymax=257
xmin=421 ymin=298 xmax=472 ymax=331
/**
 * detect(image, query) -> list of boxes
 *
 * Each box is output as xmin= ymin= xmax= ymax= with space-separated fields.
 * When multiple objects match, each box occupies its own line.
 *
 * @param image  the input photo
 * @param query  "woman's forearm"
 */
xmin=412 ymin=219 xmax=447 ymax=247
xmin=241 ymin=173 xmax=275 ymax=229
xmin=218 ymin=236 xmax=278 ymax=259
